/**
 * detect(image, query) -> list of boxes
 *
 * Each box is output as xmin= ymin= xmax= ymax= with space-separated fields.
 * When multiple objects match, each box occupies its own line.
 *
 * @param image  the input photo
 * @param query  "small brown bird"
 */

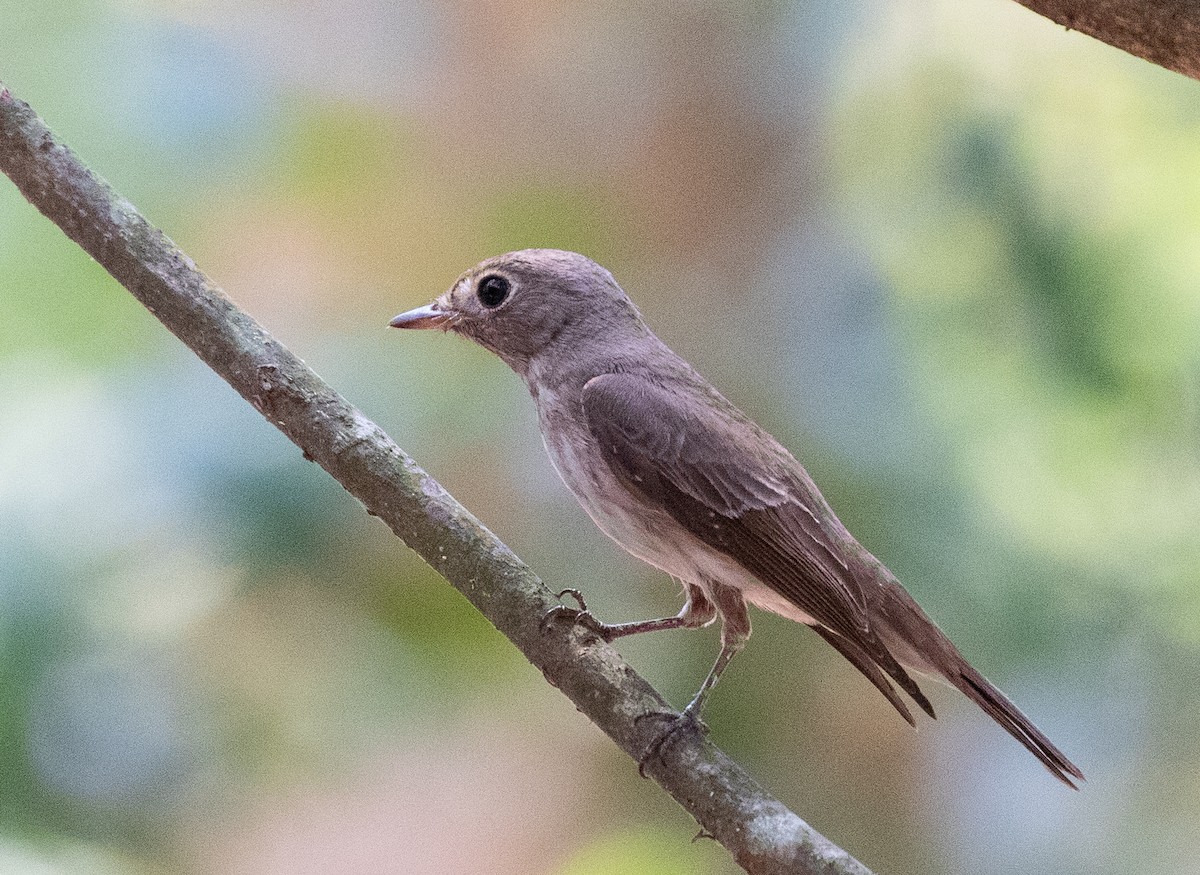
xmin=390 ymin=248 xmax=1084 ymax=787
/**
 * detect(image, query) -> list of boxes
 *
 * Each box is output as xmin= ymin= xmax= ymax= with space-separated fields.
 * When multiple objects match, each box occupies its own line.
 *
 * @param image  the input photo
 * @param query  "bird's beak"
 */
xmin=388 ymin=302 xmax=455 ymax=330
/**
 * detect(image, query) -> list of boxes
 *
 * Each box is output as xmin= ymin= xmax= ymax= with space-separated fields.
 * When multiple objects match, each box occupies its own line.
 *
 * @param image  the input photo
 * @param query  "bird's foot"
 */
xmin=634 ymin=706 xmax=709 ymax=778
xmin=541 ymin=588 xmax=618 ymax=642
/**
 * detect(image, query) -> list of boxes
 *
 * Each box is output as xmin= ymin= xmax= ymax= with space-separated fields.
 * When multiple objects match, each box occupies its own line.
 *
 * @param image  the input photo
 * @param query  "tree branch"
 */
xmin=1014 ymin=0 xmax=1200 ymax=80
xmin=0 ymin=83 xmax=872 ymax=875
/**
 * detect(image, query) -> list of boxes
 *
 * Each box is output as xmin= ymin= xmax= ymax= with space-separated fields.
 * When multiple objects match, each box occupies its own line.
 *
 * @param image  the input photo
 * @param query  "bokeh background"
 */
xmin=3 ymin=1 xmax=1199 ymax=873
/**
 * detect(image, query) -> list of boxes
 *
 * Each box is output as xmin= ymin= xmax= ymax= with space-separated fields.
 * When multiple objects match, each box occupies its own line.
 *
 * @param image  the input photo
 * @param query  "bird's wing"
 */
xmin=582 ymin=371 xmax=934 ymax=720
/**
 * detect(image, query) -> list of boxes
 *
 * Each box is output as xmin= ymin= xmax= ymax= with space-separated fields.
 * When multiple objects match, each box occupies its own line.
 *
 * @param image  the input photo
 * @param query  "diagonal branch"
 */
xmin=1013 ymin=0 xmax=1200 ymax=81
xmin=0 ymin=83 xmax=873 ymax=875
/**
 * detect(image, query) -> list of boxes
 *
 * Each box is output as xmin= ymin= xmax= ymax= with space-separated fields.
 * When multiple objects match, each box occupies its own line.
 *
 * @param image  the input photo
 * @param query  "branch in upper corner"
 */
xmin=1014 ymin=0 xmax=1200 ymax=80
xmin=0 ymin=82 xmax=874 ymax=875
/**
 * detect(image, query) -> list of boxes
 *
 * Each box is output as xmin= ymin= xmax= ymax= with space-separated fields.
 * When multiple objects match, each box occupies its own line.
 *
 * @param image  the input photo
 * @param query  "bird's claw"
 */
xmin=541 ymin=590 xmax=616 ymax=641
xmin=556 ymin=588 xmax=588 ymax=611
xmin=634 ymin=707 xmax=709 ymax=778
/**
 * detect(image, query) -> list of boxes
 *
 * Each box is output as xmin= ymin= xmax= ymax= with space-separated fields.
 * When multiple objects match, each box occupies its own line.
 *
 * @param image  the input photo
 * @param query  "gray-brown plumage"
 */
xmin=390 ymin=248 xmax=1084 ymax=788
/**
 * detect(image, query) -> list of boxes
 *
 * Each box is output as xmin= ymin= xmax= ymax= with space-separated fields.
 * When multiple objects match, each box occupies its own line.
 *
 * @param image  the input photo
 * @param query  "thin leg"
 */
xmin=681 ymin=640 xmax=740 ymax=717
xmin=542 ymin=583 xmax=716 ymax=643
xmin=681 ymin=582 xmax=750 ymax=716
xmin=638 ymin=581 xmax=750 ymax=776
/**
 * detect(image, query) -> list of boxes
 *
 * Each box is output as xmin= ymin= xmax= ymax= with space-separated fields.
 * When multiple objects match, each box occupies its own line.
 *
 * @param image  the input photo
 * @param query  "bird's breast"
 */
xmin=537 ymin=402 xmax=640 ymax=542
xmin=536 ymin=395 xmax=728 ymax=583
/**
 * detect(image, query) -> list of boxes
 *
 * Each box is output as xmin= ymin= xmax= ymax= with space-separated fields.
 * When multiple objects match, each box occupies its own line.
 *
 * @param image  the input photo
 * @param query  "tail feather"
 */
xmin=867 ymin=578 xmax=1084 ymax=787
xmin=811 ymin=625 xmax=920 ymax=726
xmin=874 ymin=645 xmax=937 ymax=721
xmin=955 ymin=666 xmax=1085 ymax=789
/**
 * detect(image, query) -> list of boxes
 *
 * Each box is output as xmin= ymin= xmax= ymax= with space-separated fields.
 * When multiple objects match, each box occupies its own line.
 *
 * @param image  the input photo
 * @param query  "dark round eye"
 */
xmin=477 ymin=274 xmax=510 ymax=308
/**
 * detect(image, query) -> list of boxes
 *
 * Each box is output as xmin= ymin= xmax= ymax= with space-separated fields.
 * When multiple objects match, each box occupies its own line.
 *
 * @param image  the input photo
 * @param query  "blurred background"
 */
xmin=2 ymin=0 xmax=1199 ymax=872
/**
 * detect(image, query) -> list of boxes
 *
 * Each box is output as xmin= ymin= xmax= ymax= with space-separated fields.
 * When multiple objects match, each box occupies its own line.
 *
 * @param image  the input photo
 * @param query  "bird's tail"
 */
xmin=871 ymin=578 xmax=1085 ymax=788
xmin=950 ymin=663 xmax=1085 ymax=789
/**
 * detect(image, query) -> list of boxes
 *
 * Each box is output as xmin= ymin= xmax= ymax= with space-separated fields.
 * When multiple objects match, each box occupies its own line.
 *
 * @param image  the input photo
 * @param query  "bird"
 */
xmin=389 ymin=248 xmax=1084 ymax=787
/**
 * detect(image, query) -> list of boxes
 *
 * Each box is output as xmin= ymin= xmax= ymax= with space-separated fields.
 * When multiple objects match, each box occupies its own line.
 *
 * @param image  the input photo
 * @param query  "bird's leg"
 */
xmin=637 ymin=581 xmax=750 ymax=776
xmin=680 ymin=633 xmax=743 ymax=718
xmin=542 ymin=582 xmax=716 ymax=643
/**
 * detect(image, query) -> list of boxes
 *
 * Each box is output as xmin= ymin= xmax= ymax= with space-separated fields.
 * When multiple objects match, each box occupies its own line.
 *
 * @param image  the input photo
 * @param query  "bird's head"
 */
xmin=390 ymin=249 xmax=649 ymax=375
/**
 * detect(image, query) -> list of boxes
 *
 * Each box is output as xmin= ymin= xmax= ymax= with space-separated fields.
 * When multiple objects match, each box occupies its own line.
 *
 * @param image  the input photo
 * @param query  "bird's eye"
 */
xmin=477 ymin=274 xmax=510 ymax=308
